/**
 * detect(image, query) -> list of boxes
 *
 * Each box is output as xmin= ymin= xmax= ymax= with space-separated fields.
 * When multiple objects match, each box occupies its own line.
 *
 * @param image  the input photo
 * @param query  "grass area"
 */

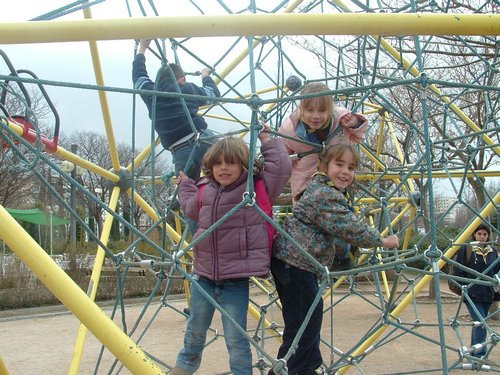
xmin=0 ymin=257 xmax=185 ymax=310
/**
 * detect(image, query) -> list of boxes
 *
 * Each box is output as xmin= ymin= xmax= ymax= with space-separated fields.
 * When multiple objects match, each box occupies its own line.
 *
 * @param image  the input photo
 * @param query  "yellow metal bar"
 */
xmin=214 ymin=0 xmax=304 ymax=84
xmin=82 ymin=6 xmax=122 ymax=172
xmin=68 ymin=187 xmax=121 ymax=374
xmin=0 ymin=357 xmax=10 ymax=375
xmin=5 ymin=119 xmax=119 ymax=182
xmin=251 ymin=277 xmax=283 ymax=310
xmin=338 ymin=191 xmax=500 ymax=374
xmin=359 ymin=141 xmax=405 ymax=190
xmin=402 ymin=207 xmax=417 ymax=250
xmin=358 ymin=101 xmax=383 ymax=110
xmin=358 ymin=197 xmax=408 ymax=204
xmin=359 ymin=144 xmax=385 ymax=172
xmin=358 ymin=169 xmax=500 ymax=180
xmin=365 ymin=214 xmax=391 ymax=299
xmin=2 ymin=118 xmax=23 ymax=137
xmin=203 ymin=113 xmax=251 ymax=126
xmin=131 ymin=191 xmax=188 ymax=248
xmin=0 ymin=206 xmax=165 ymax=374
xmin=215 ymin=38 xmax=261 ymax=84
xmin=374 ymin=115 xmax=386 ymax=173
xmin=386 ymin=115 xmax=416 ymax=193
xmin=2 ymin=14 xmax=499 ymax=45
xmin=364 ymin=201 xmax=407 ymax=216
xmin=248 ymin=303 xmax=283 ymax=341
xmin=54 ymin=147 xmax=120 ymax=182
xmin=126 ymin=139 xmax=159 ymax=173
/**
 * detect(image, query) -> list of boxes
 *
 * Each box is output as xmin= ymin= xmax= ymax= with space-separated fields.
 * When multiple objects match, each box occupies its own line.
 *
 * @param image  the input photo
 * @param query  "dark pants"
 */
xmin=465 ymin=301 xmax=493 ymax=357
xmin=269 ymin=257 xmax=323 ymax=375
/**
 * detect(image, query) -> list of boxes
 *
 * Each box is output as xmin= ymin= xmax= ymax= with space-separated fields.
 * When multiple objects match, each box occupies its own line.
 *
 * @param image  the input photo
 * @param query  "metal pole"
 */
xmin=0 ymin=206 xmax=165 ymax=374
xmin=49 ymin=210 xmax=53 ymax=257
xmin=1 ymin=14 xmax=500 ymax=45
xmin=70 ymin=144 xmax=78 ymax=262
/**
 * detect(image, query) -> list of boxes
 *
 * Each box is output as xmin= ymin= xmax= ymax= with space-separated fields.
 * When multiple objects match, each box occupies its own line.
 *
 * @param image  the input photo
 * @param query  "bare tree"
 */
xmin=0 ymin=83 xmax=55 ymax=209
xmin=60 ymin=130 xmax=173 ymax=241
xmin=0 ymin=148 xmax=36 ymax=207
xmin=288 ymin=3 xmax=498 ymax=231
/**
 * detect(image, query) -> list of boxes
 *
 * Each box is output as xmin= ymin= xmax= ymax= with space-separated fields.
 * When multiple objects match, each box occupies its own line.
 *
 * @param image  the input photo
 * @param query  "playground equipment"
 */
xmin=0 ymin=1 xmax=499 ymax=374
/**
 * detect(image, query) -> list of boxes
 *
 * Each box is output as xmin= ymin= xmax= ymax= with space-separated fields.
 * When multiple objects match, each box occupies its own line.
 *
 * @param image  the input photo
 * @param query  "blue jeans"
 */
xmin=172 ymin=129 xmax=216 ymax=180
xmin=269 ymin=257 xmax=323 ymax=375
xmin=176 ymin=276 xmax=253 ymax=374
xmin=465 ymin=301 xmax=492 ymax=357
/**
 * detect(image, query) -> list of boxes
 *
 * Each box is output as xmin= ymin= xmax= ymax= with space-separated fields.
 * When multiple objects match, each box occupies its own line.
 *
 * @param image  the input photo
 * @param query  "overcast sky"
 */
xmin=2 ymin=2 xmax=494 ymax=198
xmin=1 ymin=1 xmax=321 ymax=156
xmin=3 ymin=1 xmax=149 ymax=149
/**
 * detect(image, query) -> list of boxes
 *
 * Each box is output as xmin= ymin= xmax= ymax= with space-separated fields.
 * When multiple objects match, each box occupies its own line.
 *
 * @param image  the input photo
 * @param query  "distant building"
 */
xmin=433 ymin=195 xmax=459 ymax=224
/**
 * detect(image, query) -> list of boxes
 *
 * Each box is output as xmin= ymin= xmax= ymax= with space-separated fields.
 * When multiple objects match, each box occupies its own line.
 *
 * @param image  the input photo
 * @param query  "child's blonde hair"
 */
xmin=202 ymin=137 xmax=263 ymax=179
xmin=318 ymin=144 xmax=360 ymax=173
xmin=299 ymin=83 xmax=334 ymax=117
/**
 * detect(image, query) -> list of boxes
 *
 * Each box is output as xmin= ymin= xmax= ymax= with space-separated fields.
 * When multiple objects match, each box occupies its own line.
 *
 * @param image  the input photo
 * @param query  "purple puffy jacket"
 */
xmin=179 ymin=138 xmax=291 ymax=280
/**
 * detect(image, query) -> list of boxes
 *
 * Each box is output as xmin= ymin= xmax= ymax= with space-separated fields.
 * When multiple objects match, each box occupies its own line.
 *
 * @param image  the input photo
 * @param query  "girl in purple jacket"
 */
xmin=171 ymin=127 xmax=291 ymax=375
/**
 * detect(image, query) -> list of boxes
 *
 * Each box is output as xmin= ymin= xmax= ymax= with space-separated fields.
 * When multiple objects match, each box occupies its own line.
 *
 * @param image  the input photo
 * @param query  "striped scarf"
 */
xmin=472 ymin=245 xmax=494 ymax=264
xmin=304 ymin=117 xmax=332 ymax=143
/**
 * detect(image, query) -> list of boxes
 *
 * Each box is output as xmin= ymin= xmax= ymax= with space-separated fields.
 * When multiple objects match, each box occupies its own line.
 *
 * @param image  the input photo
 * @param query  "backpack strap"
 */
xmin=254 ymin=179 xmax=272 ymax=218
xmin=198 ymin=183 xmax=207 ymax=209
xmin=254 ymin=179 xmax=276 ymax=254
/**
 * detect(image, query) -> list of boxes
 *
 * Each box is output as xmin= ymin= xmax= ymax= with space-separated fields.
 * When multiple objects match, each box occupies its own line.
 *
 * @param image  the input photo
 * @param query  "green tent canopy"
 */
xmin=5 ymin=208 xmax=69 ymax=226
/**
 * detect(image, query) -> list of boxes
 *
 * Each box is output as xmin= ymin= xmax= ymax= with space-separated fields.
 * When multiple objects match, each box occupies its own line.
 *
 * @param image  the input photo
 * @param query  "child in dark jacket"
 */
xmin=454 ymin=223 xmax=499 ymax=358
xmin=171 ymin=126 xmax=291 ymax=375
xmin=132 ymin=39 xmax=220 ymax=179
xmin=269 ymin=143 xmax=399 ymax=375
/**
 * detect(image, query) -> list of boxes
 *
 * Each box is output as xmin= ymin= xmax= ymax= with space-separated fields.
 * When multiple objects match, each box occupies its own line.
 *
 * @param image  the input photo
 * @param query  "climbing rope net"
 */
xmin=0 ymin=1 xmax=499 ymax=374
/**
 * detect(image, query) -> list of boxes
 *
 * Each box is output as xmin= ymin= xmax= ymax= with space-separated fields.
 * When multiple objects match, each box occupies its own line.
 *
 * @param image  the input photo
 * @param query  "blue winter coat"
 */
xmin=454 ymin=244 xmax=499 ymax=303
xmin=132 ymin=54 xmax=220 ymax=149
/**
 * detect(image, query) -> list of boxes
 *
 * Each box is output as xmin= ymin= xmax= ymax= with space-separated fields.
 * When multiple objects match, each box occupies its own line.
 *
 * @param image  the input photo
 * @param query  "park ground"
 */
xmin=0 ymin=281 xmax=499 ymax=374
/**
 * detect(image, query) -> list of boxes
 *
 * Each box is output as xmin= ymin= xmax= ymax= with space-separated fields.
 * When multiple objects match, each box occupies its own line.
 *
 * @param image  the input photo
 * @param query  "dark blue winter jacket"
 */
xmin=132 ymin=54 xmax=220 ymax=149
xmin=454 ymin=244 xmax=499 ymax=303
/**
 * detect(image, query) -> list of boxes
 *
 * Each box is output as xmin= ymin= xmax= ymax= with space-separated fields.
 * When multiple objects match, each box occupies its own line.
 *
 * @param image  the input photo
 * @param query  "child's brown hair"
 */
xmin=202 ymin=137 xmax=263 ymax=180
xmin=160 ymin=63 xmax=185 ymax=82
xmin=299 ymin=83 xmax=334 ymax=117
xmin=318 ymin=143 xmax=360 ymax=173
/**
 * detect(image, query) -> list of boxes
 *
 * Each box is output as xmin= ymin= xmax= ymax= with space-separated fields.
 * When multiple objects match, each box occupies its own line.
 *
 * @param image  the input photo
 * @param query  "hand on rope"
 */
xmin=382 ymin=234 xmax=400 ymax=249
xmin=136 ymin=39 xmax=152 ymax=55
xmin=258 ymin=123 xmax=271 ymax=144
xmin=185 ymin=68 xmax=213 ymax=77
xmin=339 ymin=112 xmax=364 ymax=129
xmin=176 ymin=170 xmax=188 ymax=185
